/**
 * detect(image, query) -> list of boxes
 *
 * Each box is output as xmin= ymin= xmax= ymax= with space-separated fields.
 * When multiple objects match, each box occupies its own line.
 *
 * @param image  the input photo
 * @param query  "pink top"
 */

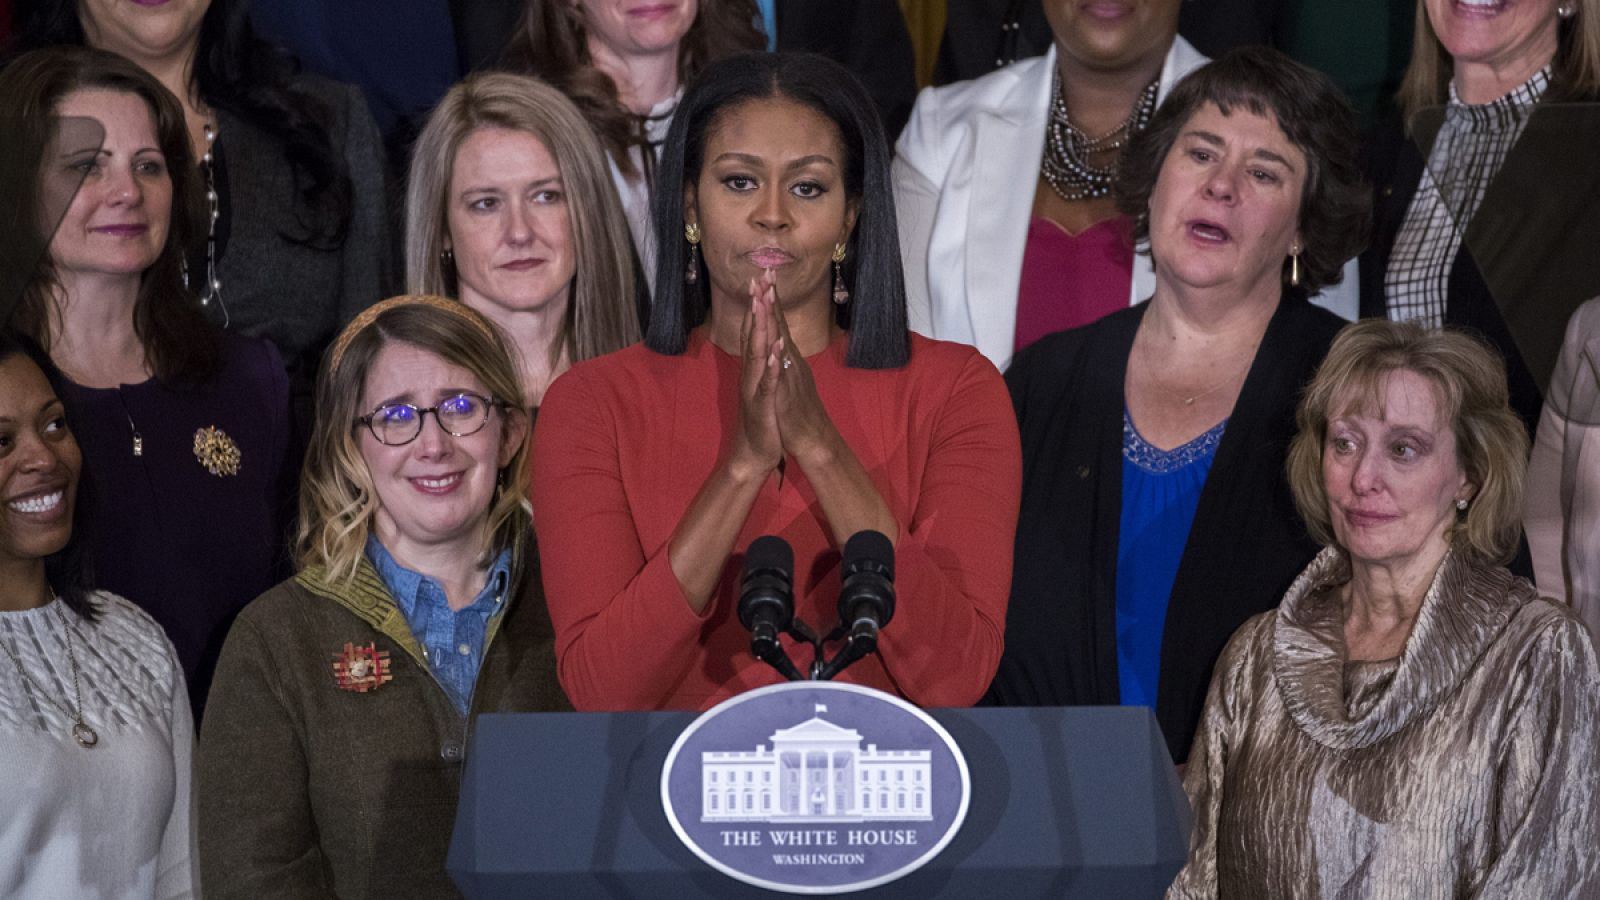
xmin=1014 ymin=215 xmax=1135 ymax=352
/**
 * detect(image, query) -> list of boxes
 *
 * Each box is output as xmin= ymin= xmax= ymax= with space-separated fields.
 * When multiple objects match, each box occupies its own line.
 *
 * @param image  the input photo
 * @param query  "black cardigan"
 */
xmin=986 ymin=296 xmax=1344 ymax=762
xmin=1359 ymin=102 xmax=1600 ymax=434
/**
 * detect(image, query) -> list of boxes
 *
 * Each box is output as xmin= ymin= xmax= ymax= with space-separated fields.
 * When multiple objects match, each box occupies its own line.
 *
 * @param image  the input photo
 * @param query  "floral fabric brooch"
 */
xmin=332 ymin=642 xmax=393 ymax=693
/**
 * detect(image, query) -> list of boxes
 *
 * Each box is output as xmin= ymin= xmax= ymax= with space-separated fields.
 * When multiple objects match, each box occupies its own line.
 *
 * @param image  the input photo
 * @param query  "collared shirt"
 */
xmin=365 ymin=536 xmax=511 ymax=715
xmin=1385 ymin=67 xmax=1550 ymax=326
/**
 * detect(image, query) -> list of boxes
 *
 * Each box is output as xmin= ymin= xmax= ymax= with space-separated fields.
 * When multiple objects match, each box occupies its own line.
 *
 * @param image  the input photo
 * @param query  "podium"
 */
xmin=448 ymin=706 xmax=1190 ymax=898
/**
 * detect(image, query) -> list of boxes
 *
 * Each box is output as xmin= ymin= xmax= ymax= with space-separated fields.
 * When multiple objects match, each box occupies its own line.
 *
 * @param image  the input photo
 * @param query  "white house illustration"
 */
xmin=700 ymin=705 xmax=933 ymax=823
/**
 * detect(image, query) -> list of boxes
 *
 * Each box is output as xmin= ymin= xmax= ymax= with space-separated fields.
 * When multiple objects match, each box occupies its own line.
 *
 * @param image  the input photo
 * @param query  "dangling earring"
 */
xmin=684 ymin=222 xmax=702 ymax=285
xmin=831 ymin=242 xmax=849 ymax=305
xmin=1559 ymin=3 xmax=1576 ymax=17
xmin=1289 ymin=245 xmax=1302 ymax=287
xmin=441 ymin=246 xmax=454 ymax=269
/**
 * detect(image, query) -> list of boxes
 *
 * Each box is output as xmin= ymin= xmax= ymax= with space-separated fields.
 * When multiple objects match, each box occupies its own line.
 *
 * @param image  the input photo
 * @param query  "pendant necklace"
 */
xmin=0 ymin=602 xmax=99 ymax=748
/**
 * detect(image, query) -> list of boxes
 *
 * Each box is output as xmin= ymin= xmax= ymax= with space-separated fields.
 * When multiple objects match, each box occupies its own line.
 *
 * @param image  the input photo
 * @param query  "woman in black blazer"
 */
xmin=1358 ymin=0 xmax=1600 ymax=434
xmin=987 ymin=50 xmax=1369 ymax=765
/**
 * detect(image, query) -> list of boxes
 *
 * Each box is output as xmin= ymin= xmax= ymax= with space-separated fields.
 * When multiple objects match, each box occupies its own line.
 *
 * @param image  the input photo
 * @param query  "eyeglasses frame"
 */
xmin=353 ymin=391 xmax=510 ymax=446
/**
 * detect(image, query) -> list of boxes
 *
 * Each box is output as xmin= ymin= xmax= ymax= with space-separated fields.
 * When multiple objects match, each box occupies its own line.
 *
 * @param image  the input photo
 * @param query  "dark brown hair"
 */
xmin=502 ymin=0 xmax=765 ymax=178
xmin=0 ymin=45 xmax=219 ymax=383
xmin=1115 ymin=46 xmax=1371 ymax=297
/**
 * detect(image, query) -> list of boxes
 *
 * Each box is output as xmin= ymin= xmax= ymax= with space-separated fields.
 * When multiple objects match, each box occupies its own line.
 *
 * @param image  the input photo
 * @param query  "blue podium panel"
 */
xmin=449 ymin=707 xmax=1190 ymax=899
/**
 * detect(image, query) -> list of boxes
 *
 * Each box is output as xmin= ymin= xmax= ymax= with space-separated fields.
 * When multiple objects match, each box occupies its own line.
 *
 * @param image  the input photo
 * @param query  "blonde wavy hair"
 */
xmin=405 ymin=72 xmax=638 ymax=372
xmin=1399 ymin=0 xmax=1600 ymax=120
xmin=296 ymin=298 xmax=533 ymax=581
xmin=1286 ymin=319 xmax=1529 ymax=565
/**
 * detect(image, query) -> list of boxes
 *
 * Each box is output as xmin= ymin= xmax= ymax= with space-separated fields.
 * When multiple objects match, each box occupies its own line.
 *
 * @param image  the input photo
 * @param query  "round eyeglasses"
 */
xmin=355 ymin=392 xmax=506 ymax=446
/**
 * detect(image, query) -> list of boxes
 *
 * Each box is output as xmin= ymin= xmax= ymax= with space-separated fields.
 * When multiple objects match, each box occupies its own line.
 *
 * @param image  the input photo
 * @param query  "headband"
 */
xmin=329 ymin=295 xmax=497 ymax=373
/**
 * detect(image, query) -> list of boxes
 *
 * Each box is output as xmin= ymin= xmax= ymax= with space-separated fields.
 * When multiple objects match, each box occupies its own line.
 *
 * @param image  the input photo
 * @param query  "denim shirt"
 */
xmin=365 ymin=536 xmax=511 ymax=715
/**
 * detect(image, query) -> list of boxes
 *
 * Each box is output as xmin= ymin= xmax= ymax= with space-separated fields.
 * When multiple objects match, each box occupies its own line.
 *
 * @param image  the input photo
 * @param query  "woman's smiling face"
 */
xmin=0 ymin=354 xmax=80 ymax=574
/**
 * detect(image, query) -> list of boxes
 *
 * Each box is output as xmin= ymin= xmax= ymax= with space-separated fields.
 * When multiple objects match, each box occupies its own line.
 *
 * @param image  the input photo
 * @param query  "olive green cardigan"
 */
xmin=196 ymin=552 xmax=570 ymax=899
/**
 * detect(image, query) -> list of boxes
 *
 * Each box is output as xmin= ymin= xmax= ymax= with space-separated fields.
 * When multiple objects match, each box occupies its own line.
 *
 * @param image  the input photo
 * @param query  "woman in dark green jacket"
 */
xmin=197 ymin=296 xmax=569 ymax=900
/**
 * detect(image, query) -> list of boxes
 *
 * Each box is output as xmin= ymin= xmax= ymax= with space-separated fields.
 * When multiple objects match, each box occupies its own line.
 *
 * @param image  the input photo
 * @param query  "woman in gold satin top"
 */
xmin=1169 ymin=318 xmax=1600 ymax=898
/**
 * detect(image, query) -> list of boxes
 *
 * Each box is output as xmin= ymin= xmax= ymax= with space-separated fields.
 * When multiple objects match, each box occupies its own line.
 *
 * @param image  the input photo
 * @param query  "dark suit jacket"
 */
xmin=987 ymin=296 xmax=1344 ymax=763
xmin=1360 ymin=102 xmax=1600 ymax=434
xmin=776 ymin=0 xmax=917 ymax=139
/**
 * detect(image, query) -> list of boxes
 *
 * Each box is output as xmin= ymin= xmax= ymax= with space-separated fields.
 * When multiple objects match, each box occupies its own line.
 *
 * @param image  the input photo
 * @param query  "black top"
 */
xmin=986 ymin=296 xmax=1345 ymax=763
xmin=1360 ymin=101 xmax=1600 ymax=435
xmin=60 ymin=332 xmax=295 ymax=718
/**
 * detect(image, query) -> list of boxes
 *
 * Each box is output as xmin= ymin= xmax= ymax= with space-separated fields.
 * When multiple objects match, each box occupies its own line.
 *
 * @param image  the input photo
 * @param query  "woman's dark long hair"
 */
xmin=0 ymin=330 xmax=97 ymax=621
xmin=502 ymin=0 xmax=765 ymax=178
xmin=0 ymin=45 xmax=220 ymax=383
xmin=647 ymin=52 xmax=909 ymax=369
xmin=14 ymin=0 xmax=353 ymax=248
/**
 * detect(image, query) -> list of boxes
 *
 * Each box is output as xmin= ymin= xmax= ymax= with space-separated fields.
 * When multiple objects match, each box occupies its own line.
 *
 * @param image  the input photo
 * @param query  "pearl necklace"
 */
xmin=188 ymin=122 xmax=228 ymax=326
xmin=1040 ymin=72 xmax=1159 ymax=202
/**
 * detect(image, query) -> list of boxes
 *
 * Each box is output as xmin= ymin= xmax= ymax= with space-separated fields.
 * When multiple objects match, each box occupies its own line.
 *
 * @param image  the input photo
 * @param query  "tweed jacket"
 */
xmin=196 ymin=550 xmax=569 ymax=900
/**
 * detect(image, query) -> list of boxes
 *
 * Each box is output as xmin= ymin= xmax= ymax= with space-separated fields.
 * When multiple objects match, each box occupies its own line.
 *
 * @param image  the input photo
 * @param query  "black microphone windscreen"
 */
xmin=842 ymin=530 xmax=894 ymax=580
xmin=745 ymin=535 xmax=793 ymax=576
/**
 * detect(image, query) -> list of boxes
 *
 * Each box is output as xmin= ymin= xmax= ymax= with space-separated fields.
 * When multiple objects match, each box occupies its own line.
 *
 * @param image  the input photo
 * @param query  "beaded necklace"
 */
xmin=1040 ymin=71 xmax=1159 ymax=202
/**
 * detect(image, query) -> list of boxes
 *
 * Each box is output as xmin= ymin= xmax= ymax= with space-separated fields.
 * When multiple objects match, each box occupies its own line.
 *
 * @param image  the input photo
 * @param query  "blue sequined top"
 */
xmin=1116 ymin=411 xmax=1226 ymax=708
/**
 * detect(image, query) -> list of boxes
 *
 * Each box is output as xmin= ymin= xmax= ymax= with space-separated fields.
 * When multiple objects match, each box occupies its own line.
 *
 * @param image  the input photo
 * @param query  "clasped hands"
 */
xmin=729 ymin=268 xmax=841 ymax=481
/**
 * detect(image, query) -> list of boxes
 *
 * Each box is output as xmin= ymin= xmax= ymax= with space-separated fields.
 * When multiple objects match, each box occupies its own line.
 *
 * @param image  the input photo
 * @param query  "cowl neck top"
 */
xmin=1273 ymin=545 xmax=1529 ymax=751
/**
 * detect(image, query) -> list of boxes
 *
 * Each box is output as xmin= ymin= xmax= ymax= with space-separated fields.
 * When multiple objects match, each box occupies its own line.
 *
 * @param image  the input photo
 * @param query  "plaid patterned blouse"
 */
xmin=1384 ymin=68 xmax=1551 ymax=325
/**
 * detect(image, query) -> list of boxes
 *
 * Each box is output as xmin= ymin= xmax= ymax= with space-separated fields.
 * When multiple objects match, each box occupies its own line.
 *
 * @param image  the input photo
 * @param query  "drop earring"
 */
xmin=831 ymin=242 xmax=849 ymax=305
xmin=1289 ymin=245 xmax=1302 ymax=287
xmin=684 ymin=222 xmax=702 ymax=285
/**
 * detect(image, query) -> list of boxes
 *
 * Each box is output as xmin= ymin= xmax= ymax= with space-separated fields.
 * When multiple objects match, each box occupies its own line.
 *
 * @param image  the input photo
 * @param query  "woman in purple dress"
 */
xmin=0 ymin=46 xmax=293 ymax=716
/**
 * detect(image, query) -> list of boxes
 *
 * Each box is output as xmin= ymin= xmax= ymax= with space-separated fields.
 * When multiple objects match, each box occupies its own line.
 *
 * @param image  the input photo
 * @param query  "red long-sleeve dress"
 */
xmin=531 ymin=329 xmax=1021 ymax=711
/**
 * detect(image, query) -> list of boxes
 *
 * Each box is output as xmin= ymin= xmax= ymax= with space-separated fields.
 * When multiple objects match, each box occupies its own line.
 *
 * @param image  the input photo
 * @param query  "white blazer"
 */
xmin=1526 ymin=295 xmax=1600 ymax=637
xmin=893 ymin=40 xmax=1358 ymax=372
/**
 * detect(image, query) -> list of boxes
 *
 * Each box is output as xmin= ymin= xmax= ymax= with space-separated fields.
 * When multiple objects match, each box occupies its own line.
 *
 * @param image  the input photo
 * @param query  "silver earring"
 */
xmin=1456 ymin=498 xmax=1469 ymax=511
xmin=1559 ymin=3 xmax=1577 ymax=17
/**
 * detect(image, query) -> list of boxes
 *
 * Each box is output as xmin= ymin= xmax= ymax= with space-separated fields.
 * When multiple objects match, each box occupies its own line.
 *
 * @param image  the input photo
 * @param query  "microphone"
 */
xmin=739 ymin=536 xmax=805 ymax=682
xmin=813 ymin=530 xmax=896 ymax=681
